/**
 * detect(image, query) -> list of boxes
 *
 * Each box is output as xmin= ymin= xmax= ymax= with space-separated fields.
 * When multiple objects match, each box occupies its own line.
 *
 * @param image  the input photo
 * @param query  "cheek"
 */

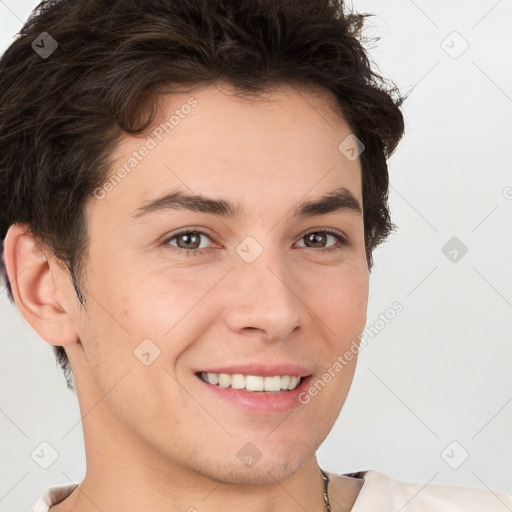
xmin=90 ymin=269 xmax=221 ymax=381
xmin=130 ymin=270 xmax=221 ymax=337
xmin=300 ymin=264 xmax=368 ymax=328
xmin=300 ymin=268 xmax=366 ymax=417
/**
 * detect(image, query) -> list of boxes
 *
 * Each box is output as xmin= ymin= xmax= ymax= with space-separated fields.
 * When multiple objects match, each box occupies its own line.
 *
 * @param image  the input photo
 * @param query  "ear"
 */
xmin=3 ymin=224 xmax=80 ymax=347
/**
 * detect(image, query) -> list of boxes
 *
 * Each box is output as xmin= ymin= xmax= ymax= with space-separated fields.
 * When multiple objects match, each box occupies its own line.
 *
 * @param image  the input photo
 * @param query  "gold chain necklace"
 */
xmin=320 ymin=469 xmax=331 ymax=512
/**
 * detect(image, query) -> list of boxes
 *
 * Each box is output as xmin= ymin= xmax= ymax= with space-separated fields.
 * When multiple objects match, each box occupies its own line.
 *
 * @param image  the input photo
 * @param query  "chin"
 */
xmin=187 ymin=443 xmax=316 ymax=486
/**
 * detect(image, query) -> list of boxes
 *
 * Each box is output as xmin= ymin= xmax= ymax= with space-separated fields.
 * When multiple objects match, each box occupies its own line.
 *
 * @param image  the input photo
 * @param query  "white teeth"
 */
xmin=280 ymin=375 xmax=291 ymax=389
xmin=264 ymin=376 xmax=282 ymax=392
xmin=218 ymin=373 xmax=230 ymax=388
xmin=200 ymin=372 xmax=303 ymax=392
xmin=231 ymin=374 xmax=245 ymax=389
xmin=207 ymin=372 xmax=219 ymax=385
xmin=288 ymin=376 xmax=299 ymax=390
xmin=245 ymin=375 xmax=264 ymax=391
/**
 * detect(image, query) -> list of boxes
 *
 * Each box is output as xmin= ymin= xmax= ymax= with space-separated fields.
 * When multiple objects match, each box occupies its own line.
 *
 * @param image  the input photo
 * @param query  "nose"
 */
xmin=222 ymin=244 xmax=302 ymax=341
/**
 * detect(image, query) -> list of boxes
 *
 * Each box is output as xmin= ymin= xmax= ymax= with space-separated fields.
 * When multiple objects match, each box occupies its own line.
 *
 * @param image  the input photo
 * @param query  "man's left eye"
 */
xmin=296 ymin=229 xmax=346 ymax=251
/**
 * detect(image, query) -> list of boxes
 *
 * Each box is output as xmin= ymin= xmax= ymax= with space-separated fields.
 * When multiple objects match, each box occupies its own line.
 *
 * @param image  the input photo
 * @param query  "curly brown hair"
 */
xmin=0 ymin=0 xmax=405 ymax=392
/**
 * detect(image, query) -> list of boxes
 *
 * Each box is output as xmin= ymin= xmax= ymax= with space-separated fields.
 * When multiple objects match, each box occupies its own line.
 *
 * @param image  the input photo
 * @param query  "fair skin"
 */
xmin=5 ymin=81 xmax=368 ymax=512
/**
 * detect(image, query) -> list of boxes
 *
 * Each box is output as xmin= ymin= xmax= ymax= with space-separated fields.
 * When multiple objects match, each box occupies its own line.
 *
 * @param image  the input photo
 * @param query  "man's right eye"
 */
xmin=162 ymin=229 xmax=215 ymax=255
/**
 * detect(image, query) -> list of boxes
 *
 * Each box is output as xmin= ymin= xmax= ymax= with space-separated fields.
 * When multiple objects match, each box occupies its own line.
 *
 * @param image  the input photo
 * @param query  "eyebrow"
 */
xmin=131 ymin=185 xmax=362 ymax=220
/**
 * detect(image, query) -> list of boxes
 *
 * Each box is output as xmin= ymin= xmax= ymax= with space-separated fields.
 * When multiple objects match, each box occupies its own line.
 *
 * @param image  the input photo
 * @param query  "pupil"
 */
xmin=181 ymin=232 xmax=198 ymax=248
xmin=308 ymin=233 xmax=325 ymax=247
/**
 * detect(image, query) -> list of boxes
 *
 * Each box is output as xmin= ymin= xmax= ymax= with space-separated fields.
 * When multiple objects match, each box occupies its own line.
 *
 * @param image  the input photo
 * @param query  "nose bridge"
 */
xmin=224 ymin=236 xmax=302 ymax=337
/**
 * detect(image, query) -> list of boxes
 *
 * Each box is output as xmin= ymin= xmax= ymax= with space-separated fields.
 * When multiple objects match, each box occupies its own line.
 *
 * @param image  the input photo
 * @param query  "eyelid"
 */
xmin=301 ymin=227 xmax=347 ymax=242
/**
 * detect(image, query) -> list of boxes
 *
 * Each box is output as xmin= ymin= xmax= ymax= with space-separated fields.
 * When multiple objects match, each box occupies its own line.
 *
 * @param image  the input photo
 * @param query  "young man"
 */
xmin=1 ymin=1 xmax=511 ymax=511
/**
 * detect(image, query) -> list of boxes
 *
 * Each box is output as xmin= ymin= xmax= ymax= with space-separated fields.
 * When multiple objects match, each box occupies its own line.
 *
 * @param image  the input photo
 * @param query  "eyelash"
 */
xmin=161 ymin=228 xmax=347 ymax=256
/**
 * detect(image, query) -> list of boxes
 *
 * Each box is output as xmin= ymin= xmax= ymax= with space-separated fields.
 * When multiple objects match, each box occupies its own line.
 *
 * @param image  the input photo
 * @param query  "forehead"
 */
xmin=92 ymin=82 xmax=363 ymax=221
xmin=155 ymin=81 xmax=351 ymax=143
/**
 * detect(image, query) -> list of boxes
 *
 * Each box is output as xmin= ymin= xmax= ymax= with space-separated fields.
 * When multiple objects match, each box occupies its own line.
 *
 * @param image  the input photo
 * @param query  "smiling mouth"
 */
xmin=195 ymin=372 xmax=308 ymax=393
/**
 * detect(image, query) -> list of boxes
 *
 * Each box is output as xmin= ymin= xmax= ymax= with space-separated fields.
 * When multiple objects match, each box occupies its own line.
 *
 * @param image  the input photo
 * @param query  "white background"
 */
xmin=1 ymin=1 xmax=511 ymax=511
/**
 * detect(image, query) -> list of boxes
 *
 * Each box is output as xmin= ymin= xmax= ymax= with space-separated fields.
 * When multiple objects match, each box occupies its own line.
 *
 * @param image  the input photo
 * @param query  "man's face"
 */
xmin=66 ymin=82 xmax=369 ymax=484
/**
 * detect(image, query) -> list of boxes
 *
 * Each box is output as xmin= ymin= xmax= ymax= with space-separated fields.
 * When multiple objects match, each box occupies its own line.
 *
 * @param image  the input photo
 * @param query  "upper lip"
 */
xmin=195 ymin=363 xmax=313 ymax=378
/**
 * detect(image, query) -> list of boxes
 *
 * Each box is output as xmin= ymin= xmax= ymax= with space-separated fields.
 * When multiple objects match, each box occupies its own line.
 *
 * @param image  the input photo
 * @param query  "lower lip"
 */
xmin=195 ymin=374 xmax=314 ymax=414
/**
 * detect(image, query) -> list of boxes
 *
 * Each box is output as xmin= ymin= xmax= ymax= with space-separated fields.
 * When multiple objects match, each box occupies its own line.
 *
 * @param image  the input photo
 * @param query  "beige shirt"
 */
xmin=30 ymin=470 xmax=512 ymax=511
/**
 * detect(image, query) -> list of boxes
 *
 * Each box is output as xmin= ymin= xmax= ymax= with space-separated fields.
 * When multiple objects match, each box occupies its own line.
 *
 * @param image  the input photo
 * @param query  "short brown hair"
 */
xmin=0 ymin=0 xmax=405 ymax=392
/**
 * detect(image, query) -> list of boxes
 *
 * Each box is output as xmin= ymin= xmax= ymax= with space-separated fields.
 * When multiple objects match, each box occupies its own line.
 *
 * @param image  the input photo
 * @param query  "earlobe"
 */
xmin=3 ymin=224 xmax=79 ymax=347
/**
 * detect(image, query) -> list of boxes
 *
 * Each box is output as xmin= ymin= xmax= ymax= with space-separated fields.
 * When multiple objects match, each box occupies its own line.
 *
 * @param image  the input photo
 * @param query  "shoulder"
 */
xmin=340 ymin=470 xmax=512 ymax=512
xmin=30 ymin=484 xmax=77 ymax=512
